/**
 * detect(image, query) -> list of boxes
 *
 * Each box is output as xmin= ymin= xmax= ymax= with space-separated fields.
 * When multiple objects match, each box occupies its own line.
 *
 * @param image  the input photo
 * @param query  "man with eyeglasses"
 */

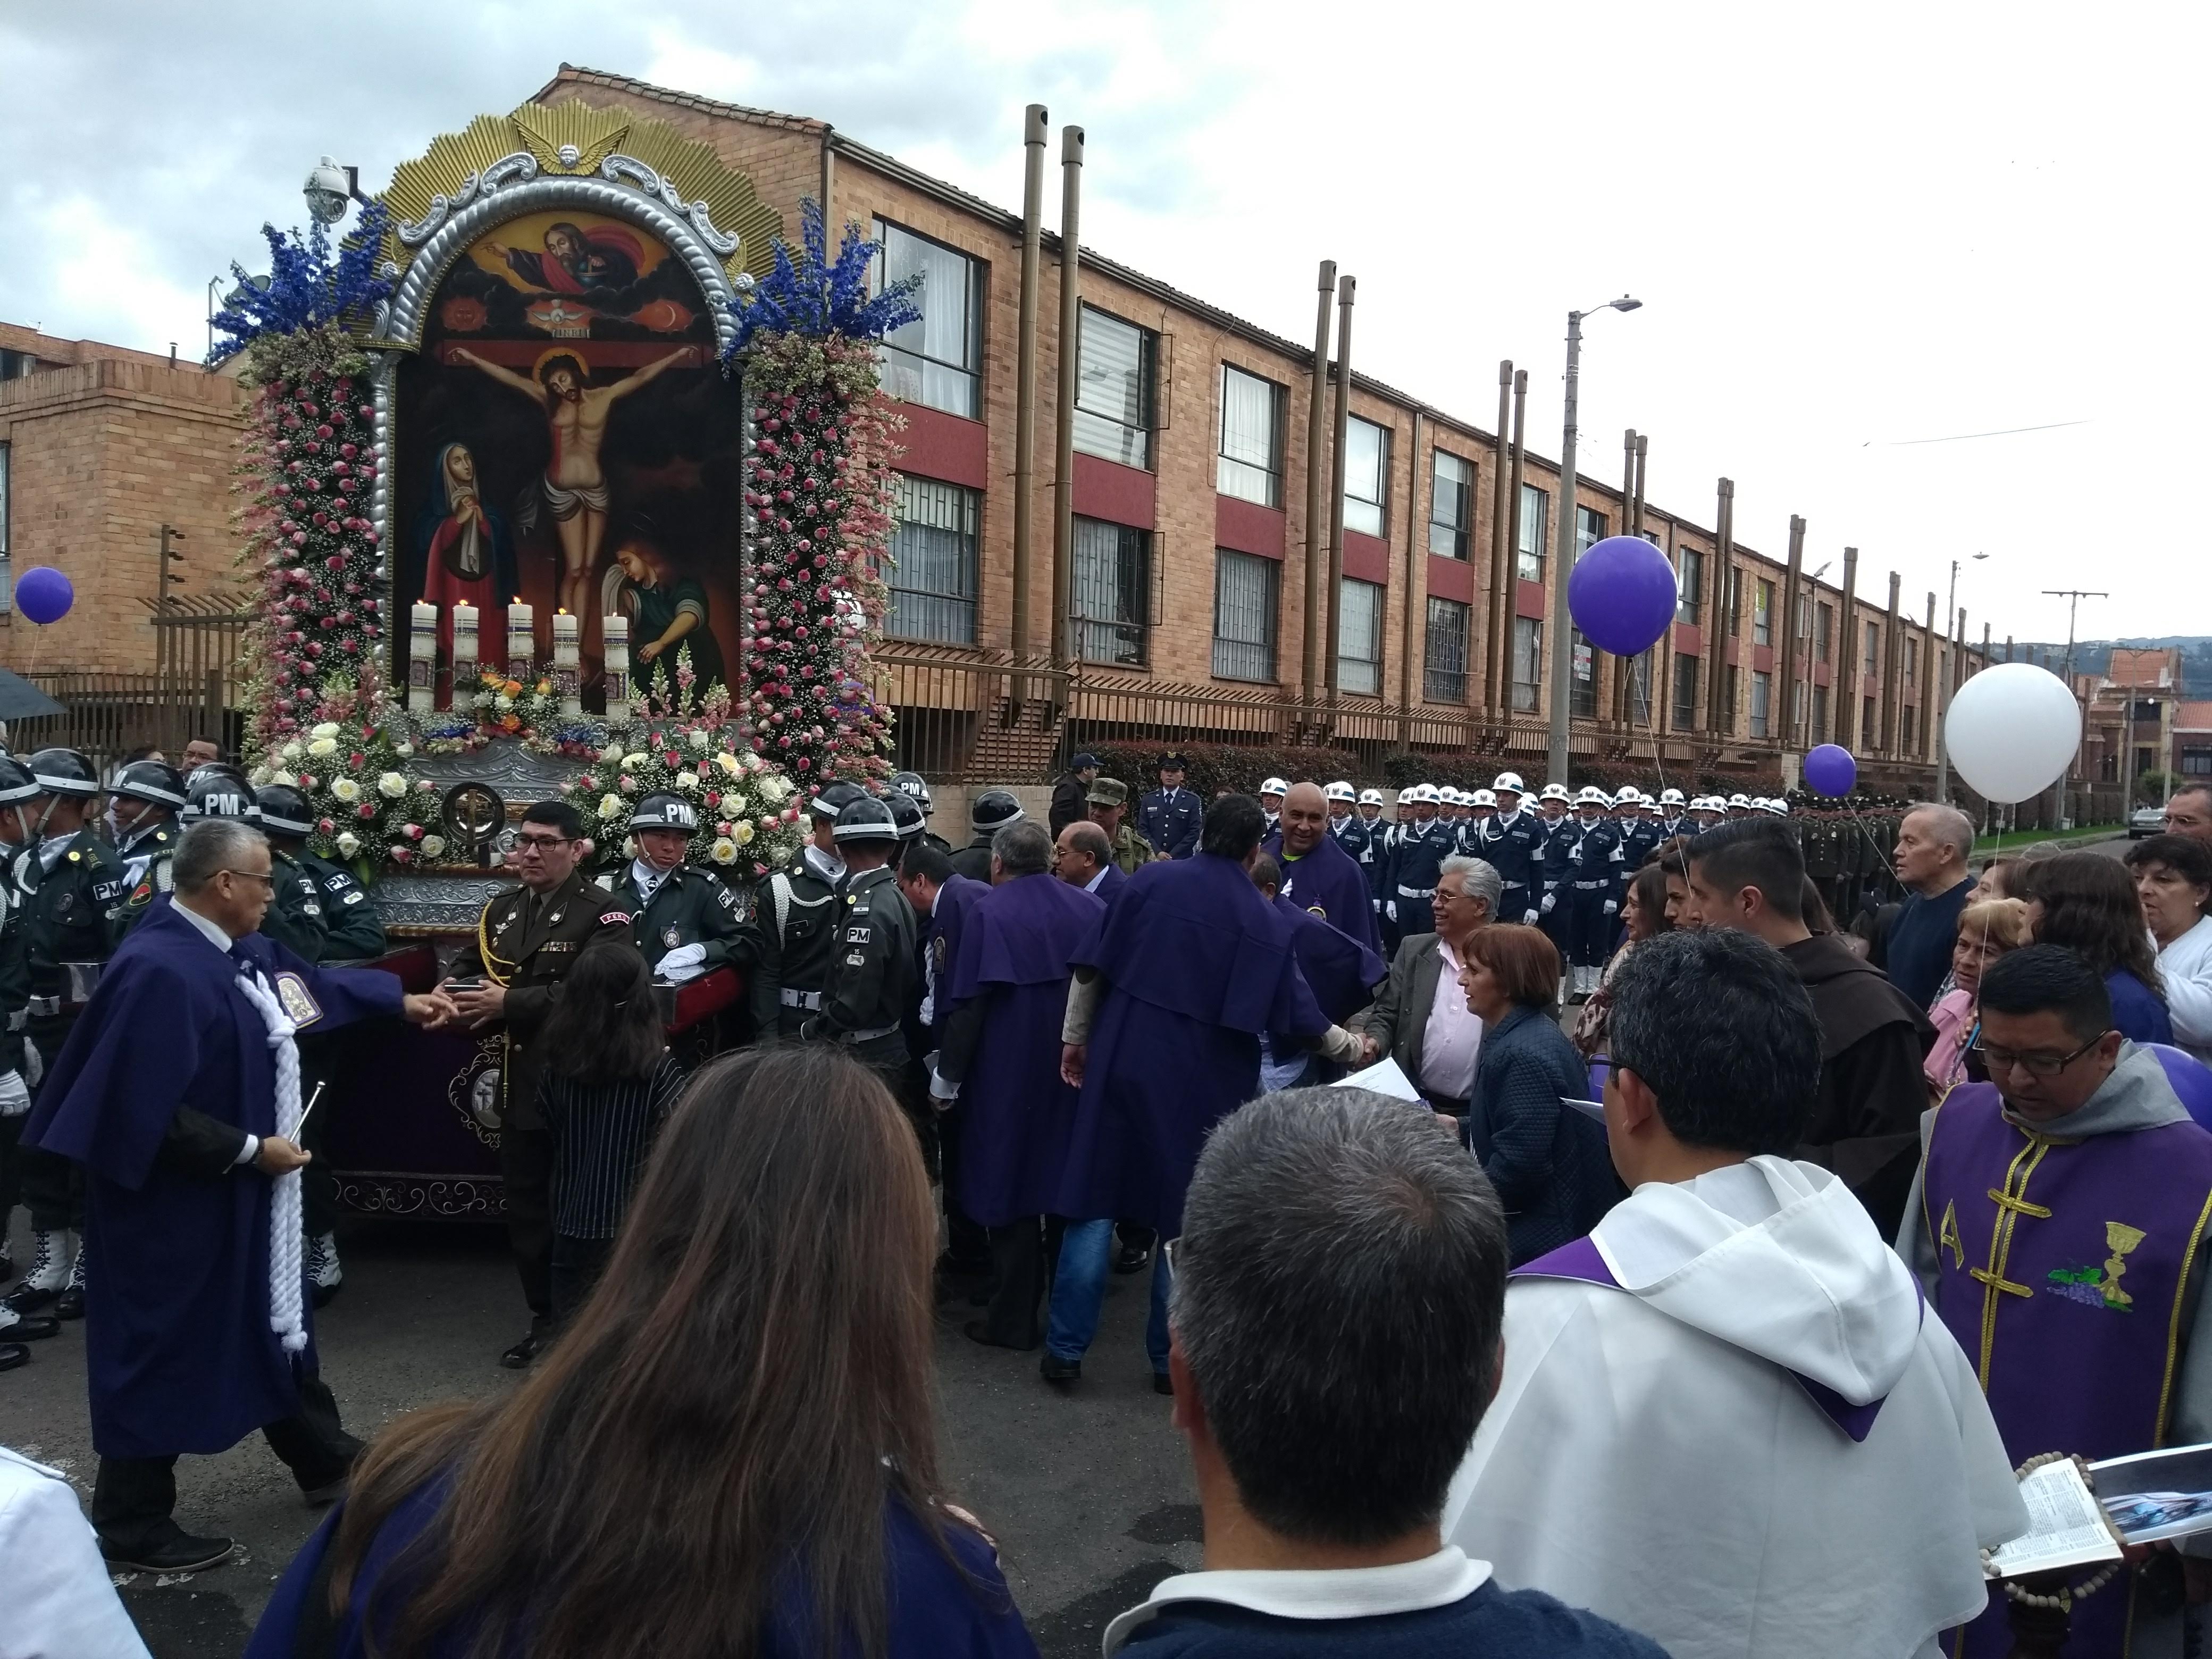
xmin=443 ymin=800 xmax=632 ymax=1368
xmin=1901 ymin=944 xmax=2212 ymax=1656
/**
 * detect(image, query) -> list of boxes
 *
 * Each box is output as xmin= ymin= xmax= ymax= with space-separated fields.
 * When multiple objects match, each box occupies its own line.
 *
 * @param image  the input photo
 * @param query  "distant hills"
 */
xmin=2009 ymin=636 xmax=2212 ymax=692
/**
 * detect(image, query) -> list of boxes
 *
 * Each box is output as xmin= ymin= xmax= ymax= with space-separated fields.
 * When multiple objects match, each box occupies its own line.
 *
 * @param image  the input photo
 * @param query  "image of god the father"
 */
xmin=450 ymin=346 xmax=693 ymax=621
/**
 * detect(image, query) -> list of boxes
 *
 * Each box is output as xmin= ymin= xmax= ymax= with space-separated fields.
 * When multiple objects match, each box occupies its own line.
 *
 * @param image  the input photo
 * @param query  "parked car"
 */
xmin=2131 ymin=804 xmax=2168 ymax=839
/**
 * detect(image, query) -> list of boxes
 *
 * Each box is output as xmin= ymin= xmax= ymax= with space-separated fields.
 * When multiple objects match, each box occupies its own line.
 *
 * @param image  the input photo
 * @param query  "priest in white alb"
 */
xmin=1445 ymin=928 xmax=2026 ymax=1659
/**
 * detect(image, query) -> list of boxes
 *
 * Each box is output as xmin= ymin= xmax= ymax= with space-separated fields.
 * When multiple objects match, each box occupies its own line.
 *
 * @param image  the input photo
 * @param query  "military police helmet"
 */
xmin=631 ymin=792 xmax=700 ymax=833
xmin=1472 ymin=788 xmax=1497 ymax=808
xmin=1659 ymin=787 xmax=1686 ymax=808
xmin=112 ymin=759 xmax=189 ymax=810
xmin=1492 ymin=771 xmax=1527 ymax=795
xmin=884 ymin=788 xmax=927 ymax=843
xmin=0 ymin=756 xmax=39 ymax=807
xmin=1575 ymin=786 xmax=1609 ymax=808
xmin=255 ymin=784 xmax=317 ymax=837
xmin=1259 ymin=776 xmax=1289 ymax=800
xmin=1407 ymin=783 xmax=1440 ymax=805
xmin=1765 ymin=798 xmax=1793 ymax=816
xmin=969 ymin=788 xmax=1025 ymax=834
xmin=831 ymin=795 xmax=901 ymax=844
xmin=183 ymin=772 xmax=259 ymax=822
xmin=26 ymin=747 xmax=100 ymax=800
xmin=890 ymin=770 xmax=934 ymax=813
xmin=1540 ymin=782 xmax=1572 ymax=803
xmin=1358 ymin=788 xmax=1384 ymax=807
xmin=1325 ymin=781 xmax=1356 ymax=804
xmin=808 ymin=780 xmax=868 ymax=823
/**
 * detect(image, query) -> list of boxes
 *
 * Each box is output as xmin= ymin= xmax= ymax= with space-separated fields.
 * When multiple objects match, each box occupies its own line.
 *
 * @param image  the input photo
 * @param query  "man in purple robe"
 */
xmin=1903 ymin=945 xmax=2212 ymax=1656
xmin=896 ymin=843 xmax=992 ymax=1279
xmin=1045 ymin=795 xmax=1367 ymax=1392
xmin=1264 ymin=781 xmax=1384 ymax=957
xmin=24 ymin=820 xmax=453 ymax=1572
xmin=1253 ymin=853 xmax=1386 ymax=1027
xmin=932 ymin=820 xmax=1103 ymax=1352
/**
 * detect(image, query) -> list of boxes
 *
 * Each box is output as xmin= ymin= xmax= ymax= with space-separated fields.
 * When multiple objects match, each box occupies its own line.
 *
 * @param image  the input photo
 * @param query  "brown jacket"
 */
xmin=449 ymin=868 xmax=632 ymax=1129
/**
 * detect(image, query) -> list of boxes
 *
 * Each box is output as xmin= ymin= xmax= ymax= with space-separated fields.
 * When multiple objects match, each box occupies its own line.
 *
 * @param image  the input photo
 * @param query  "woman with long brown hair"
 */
xmin=245 ymin=1045 xmax=1037 ymax=1659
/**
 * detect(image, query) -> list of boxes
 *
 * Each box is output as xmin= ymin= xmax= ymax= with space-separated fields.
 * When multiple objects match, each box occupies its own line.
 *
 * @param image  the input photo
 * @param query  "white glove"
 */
xmin=928 ymin=1066 xmax=960 ymax=1105
xmin=1603 ymin=899 xmax=1619 ymax=916
xmin=658 ymin=942 xmax=708 ymax=984
xmin=0 ymin=1070 xmax=26 ymax=1117
xmin=1540 ymin=893 xmax=1556 ymax=915
xmin=21 ymin=1044 xmax=40 ymax=1090
xmin=1522 ymin=909 xmax=1539 ymax=926
xmin=1385 ymin=900 xmax=1398 ymax=923
xmin=1372 ymin=898 xmax=1382 ymax=914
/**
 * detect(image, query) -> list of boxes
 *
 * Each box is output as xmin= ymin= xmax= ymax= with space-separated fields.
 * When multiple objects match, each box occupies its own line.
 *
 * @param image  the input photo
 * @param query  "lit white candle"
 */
xmin=506 ymin=601 xmax=534 ymax=672
xmin=602 ymin=613 xmax=631 ymax=724
xmin=552 ymin=609 xmax=581 ymax=717
xmin=408 ymin=602 xmax=437 ymax=713
xmin=449 ymin=602 xmax=477 ymax=709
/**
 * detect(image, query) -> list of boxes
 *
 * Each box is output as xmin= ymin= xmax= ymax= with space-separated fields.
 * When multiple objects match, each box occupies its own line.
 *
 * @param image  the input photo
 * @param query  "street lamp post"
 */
xmin=1547 ymin=297 xmax=1640 ymax=786
xmin=1932 ymin=551 xmax=1989 ymax=803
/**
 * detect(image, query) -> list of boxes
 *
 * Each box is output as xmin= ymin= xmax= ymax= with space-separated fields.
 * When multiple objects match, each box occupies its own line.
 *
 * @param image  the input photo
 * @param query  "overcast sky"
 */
xmin=6 ymin=1 xmax=2202 ymax=643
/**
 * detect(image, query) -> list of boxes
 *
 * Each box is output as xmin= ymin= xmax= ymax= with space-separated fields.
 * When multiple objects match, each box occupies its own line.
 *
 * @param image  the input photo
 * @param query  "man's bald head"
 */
xmin=1281 ymin=781 xmax=1329 ymax=856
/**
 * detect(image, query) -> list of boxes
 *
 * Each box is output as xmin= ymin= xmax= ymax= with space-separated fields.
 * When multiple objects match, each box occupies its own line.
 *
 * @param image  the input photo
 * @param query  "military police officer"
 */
xmin=118 ymin=775 xmax=328 ymax=960
xmin=255 ymin=785 xmax=387 ymax=962
xmin=749 ymin=781 xmax=865 ymax=1039
xmin=5 ymin=750 xmax=127 ymax=1320
xmin=600 ymin=793 xmax=750 ymax=984
xmin=1137 ymin=752 xmax=1202 ymax=859
xmin=106 ymin=760 xmax=187 ymax=885
xmin=803 ymin=797 xmax=917 ymax=1087
xmin=1476 ymin=773 xmax=1545 ymax=925
xmin=0 ymin=758 xmax=43 ymax=1350
xmin=1085 ymin=777 xmax=1153 ymax=874
xmin=890 ymin=771 xmax=953 ymax=858
xmin=950 ymin=789 xmax=1025 ymax=885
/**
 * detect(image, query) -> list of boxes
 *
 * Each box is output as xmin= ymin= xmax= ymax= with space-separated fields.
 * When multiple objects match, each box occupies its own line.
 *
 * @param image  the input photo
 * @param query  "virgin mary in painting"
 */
xmin=416 ymin=441 xmax=518 ymax=667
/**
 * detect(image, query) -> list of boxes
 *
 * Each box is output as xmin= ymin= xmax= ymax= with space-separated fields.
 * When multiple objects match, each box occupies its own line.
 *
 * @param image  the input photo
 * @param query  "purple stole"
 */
xmin=1921 ymin=1082 xmax=2212 ymax=1658
xmin=1514 ymin=1234 xmax=1906 ymax=1443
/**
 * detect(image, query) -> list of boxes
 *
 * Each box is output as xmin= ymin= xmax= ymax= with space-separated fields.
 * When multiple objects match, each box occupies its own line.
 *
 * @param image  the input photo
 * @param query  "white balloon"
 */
xmin=1943 ymin=663 xmax=2081 ymax=803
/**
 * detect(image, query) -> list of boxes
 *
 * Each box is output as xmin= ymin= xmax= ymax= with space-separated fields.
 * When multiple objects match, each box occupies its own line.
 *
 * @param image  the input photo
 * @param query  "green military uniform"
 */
xmin=449 ymin=868 xmax=632 ymax=1323
xmin=748 ymin=848 xmax=845 ymax=1037
xmin=803 ymin=863 xmax=917 ymax=1078
xmin=600 ymin=859 xmax=750 ymax=976
xmin=1085 ymin=777 xmax=1154 ymax=874
xmin=116 ymin=844 xmax=327 ymax=961
xmin=296 ymin=850 xmax=386 ymax=961
xmin=0 ymin=834 xmax=34 ymax=1259
xmin=113 ymin=819 xmax=178 ymax=885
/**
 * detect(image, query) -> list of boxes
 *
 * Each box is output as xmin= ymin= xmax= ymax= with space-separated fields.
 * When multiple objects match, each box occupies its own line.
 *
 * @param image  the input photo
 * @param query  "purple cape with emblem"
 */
xmin=26 ymin=897 xmax=403 ymax=1457
xmin=1272 ymin=893 xmax=1386 ymax=1025
xmin=1055 ymin=853 xmax=1329 ymax=1233
xmin=924 ymin=872 xmax=990 ymax=1044
xmin=1263 ymin=827 xmax=1384 ymax=956
xmin=945 ymin=872 xmax=1103 ymax=1227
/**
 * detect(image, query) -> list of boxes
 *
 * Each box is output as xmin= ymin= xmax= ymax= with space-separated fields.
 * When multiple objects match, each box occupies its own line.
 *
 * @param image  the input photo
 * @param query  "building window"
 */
xmin=1751 ymin=671 xmax=1772 ymax=738
xmin=1429 ymin=451 xmax=1473 ymax=560
xmin=2182 ymin=749 xmax=2212 ymax=776
xmin=1813 ymin=684 xmax=1830 ymax=741
xmin=1511 ymin=616 xmax=1543 ymax=713
xmin=1338 ymin=578 xmax=1384 ymax=696
xmin=0 ymin=351 xmax=38 ymax=380
xmin=1721 ymin=664 xmax=1740 ymax=735
xmin=1905 ymin=643 xmax=1917 ymax=688
xmin=1424 ymin=597 xmax=1469 ymax=701
xmin=1624 ymin=650 xmax=1654 ymax=722
xmin=1724 ymin=565 xmax=1742 ymax=636
xmin=1672 ymin=653 xmax=1699 ymax=728
xmin=874 ymin=221 xmax=982 ymax=418
xmin=1571 ymin=630 xmax=1598 ymax=718
xmin=1517 ymin=483 xmax=1548 ymax=582
xmin=0 ymin=440 xmax=10 ymax=614
xmin=1070 ymin=515 xmax=1150 ymax=666
xmin=1211 ymin=550 xmax=1278 ymax=683
xmin=886 ymin=475 xmax=979 ymax=644
xmin=1676 ymin=546 xmax=1703 ymax=624
xmin=1816 ymin=601 xmax=1834 ymax=664
xmin=1862 ymin=696 xmax=1877 ymax=749
xmin=1217 ymin=365 xmax=1284 ymax=507
xmin=1344 ymin=417 xmax=1388 ymax=538
xmin=1576 ymin=505 xmax=1606 ymax=559
xmin=1753 ymin=579 xmax=1774 ymax=647
xmin=1073 ymin=307 xmax=1156 ymax=470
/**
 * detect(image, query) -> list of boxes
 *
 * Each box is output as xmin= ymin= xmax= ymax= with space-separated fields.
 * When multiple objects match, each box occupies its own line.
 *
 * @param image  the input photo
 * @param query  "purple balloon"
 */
xmin=13 ymin=566 xmax=72 ymax=626
xmin=2149 ymin=1045 xmax=2212 ymax=1133
xmin=1567 ymin=535 xmax=1677 ymax=657
xmin=1804 ymin=743 xmax=1857 ymax=798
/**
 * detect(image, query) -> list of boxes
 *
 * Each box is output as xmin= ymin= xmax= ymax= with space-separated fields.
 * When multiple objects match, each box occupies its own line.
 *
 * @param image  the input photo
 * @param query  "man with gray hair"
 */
xmin=1875 ymin=801 xmax=1977 ymax=1009
xmin=1353 ymin=855 xmax=1500 ymax=1119
xmin=1104 ymin=1087 xmax=1659 ymax=1658
xmin=24 ymin=819 xmax=454 ymax=1572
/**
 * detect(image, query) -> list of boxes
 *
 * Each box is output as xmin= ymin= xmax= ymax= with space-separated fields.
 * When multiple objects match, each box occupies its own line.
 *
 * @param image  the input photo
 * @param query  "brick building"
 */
xmin=0 ymin=322 xmax=249 ymax=677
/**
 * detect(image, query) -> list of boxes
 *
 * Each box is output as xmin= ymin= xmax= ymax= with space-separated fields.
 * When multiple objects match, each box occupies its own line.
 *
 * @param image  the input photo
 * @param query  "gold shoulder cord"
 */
xmin=476 ymin=903 xmax=521 ymax=988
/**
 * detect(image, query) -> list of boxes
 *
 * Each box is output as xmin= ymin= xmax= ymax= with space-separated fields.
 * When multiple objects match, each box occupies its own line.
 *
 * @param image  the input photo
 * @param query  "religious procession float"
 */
xmin=211 ymin=99 xmax=917 ymax=1217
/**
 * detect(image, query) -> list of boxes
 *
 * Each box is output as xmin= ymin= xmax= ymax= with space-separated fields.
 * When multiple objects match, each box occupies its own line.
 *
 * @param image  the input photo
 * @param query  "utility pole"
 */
xmin=2042 ymin=587 xmax=2107 ymax=827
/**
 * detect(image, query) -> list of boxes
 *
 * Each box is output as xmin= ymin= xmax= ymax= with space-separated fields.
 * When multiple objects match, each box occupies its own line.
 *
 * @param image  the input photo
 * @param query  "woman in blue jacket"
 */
xmin=2025 ymin=853 xmax=2175 ymax=1045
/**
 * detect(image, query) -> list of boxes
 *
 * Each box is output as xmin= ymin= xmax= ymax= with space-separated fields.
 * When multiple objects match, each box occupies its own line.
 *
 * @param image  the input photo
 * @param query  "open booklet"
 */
xmin=1985 ymin=1443 xmax=2212 ymax=1578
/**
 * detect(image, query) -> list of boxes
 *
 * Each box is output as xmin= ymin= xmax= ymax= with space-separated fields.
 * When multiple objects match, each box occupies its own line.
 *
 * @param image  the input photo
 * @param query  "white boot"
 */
xmin=57 ymin=1232 xmax=86 ymax=1318
xmin=19 ymin=1229 xmax=68 ymax=1291
xmin=307 ymin=1231 xmax=343 ymax=1306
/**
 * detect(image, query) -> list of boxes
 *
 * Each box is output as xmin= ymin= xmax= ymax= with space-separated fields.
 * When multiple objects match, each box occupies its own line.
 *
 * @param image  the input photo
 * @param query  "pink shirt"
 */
xmin=1421 ymin=939 xmax=1485 ymax=1101
xmin=1924 ymin=986 xmax=1975 ymax=1095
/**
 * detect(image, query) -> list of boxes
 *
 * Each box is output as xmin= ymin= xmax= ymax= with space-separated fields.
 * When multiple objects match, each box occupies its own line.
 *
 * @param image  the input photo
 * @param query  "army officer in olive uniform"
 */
xmin=802 ymin=797 xmax=917 ymax=1087
xmin=444 ymin=800 xmax=631 ymax=1369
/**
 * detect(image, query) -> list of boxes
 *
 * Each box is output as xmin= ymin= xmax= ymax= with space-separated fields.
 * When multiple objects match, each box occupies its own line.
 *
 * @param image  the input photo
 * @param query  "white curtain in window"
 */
xmin=875 ymin=224 xmax=978 ymax=417
xmin=1344 ymin=419 xmax=1387 ymax=537
xmin=1338 ymin=578 xmax=1382 ymax=694
xmin=1218 ymin=367 xmax=1279 ymax=506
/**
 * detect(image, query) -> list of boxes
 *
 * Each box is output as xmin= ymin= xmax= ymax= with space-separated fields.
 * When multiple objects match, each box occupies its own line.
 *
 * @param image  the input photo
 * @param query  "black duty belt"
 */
xmin=778 ymin=987 xmax=824 ymax=1010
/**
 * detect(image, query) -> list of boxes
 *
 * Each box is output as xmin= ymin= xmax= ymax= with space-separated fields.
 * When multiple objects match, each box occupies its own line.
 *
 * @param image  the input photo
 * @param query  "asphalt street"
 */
xmin=0 ymin=1212 xmax=1194 ymax=1659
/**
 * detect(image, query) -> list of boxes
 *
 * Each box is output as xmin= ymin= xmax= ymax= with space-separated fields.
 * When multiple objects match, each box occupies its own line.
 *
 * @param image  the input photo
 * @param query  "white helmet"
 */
xmin=1540 ymin=782 xmax=1571 ymax=803
xmin=1659 ymin=787 xmax=1685 ymax=808
xmin=1358 ymin=787 xmax=1384 ymax=806
xmin=1727 ymin=793 xmax=1752 ymax=809
xmin=1765 ymin=798 xmax=1792 ymax=816
xmin=1575 ymin=785 xmax=1609 ymax=808
xmin=1438 ymin=786 xmax=1462 ymax=806
xmin=1260 ymin=776 xmax=1289 ymax=800
xmin=1613 ymin=786 xmax=1642 ymax=807
xmin=1325 ymin=780 xmax=1356 ymax=803
xmin=1493 ymin=771 xmax=1526 ymax=795
xmin=1472 ymin=788 xmax=1497 ymax=808
xmin=1408 ymin=783 xmax=1440 ymax=806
